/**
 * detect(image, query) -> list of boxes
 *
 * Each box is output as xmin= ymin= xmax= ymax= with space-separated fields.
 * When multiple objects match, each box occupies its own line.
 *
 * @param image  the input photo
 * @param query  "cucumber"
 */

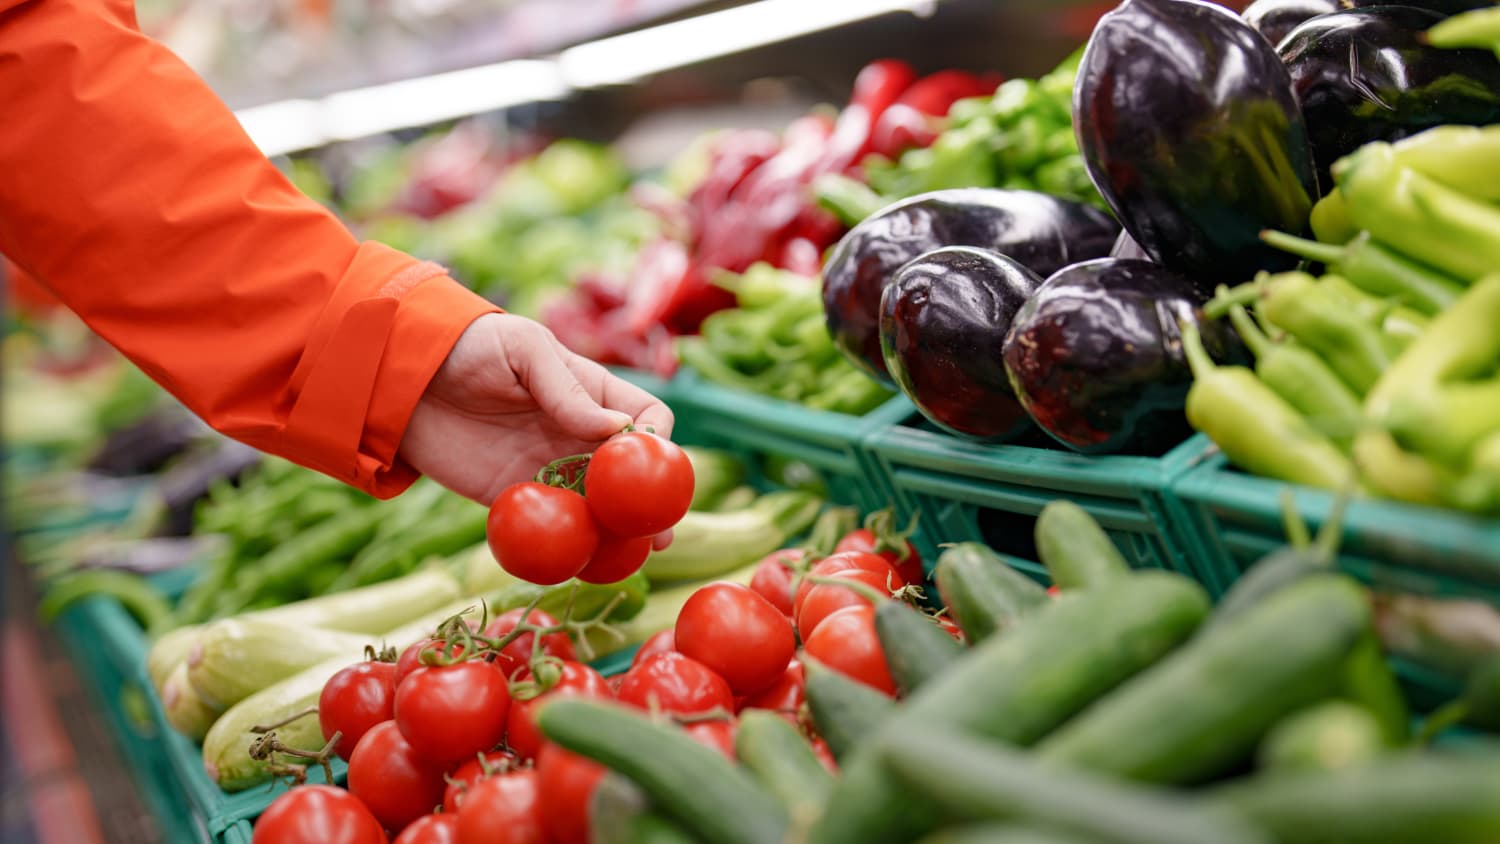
xmin=1257 ymin=701 xmax=1386 ymax=774
xmin=1211 ymin=752 xmax=1500 ymax=843
xmin=933 ymin=543 xmax=1047 ymax=644
xmin=917 ymin=825 xmax=1102 ymax=844
xmin=162 ymin=662 xmax=221 ymax=742
xmin=629 ymin=813 xmax=700 ymax=844
xmin=538 ymin=699 xmax=789 ymax=844
xmin=590 ymin=773 xmax=650 ymax=844
xmin=1204 ymin=547 xmax=1324 ymax=630
xmin=880 ymin=728 xmax=1271 ymax=844
xmin=1340 ymin=631 xmax=1410 ymax=744
xmin=1037 ymin=575 xmax=1371 ymax=784
xmin=736 ymin=710 xmax=834 ymax=827
xmin=808 ymin=571 xmax=1211 ymax=844
xmin=803 ymin=657 xmax=897 ymax=761
xmin=186 ymin=620 xmax=371 ymax=710
xmin=642 ymin=491 xmax=821 ymax=583
xmin=875 ymin=600 xmax=963 ymax=694
xmin=1034 ymin=501 xmax=1129 ymax=589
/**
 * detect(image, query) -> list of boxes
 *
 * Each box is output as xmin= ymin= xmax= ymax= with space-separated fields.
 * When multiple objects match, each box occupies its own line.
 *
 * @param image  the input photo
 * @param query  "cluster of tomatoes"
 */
xmin=485 ymin=431 xmax=694 ymax=587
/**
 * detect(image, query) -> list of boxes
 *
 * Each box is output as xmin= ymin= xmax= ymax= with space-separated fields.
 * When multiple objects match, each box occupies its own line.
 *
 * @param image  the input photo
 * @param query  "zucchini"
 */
xmin=244 ymin=565 xmax=464 ymax=633
xmin=538 ymin=699 xmax=789 ymax=844
xmin=642 ymin=491 xmax=821 ymax=583
xmin=1037 ymin=575 xmax=1371 ymax=784
xmin=1257 ymin=701 xmax=1386 ymax=774
xmin=1212 ymin=752 xmax=1500 ymax=843
xmin=880 ymin=728 xmax=1271 ymax=844
xmin=162 ymin=662 xmax=222 ymax=742
xmin=590 ymin=773 xmax=649 ymax=844
xmin=917 ymin=825 xmax=1102 ymax=844
xmin=808 ymin=571 xmax=1211 ymax=844
xmin=735 ymin=709 xmax=834 ymax=827
xmin=803 ymin=657 xmax=897 ymax=761
xmin=1034 ymin=501 xmax=1129 ymax=589
xmin=685 ymin=447 xmax=747 ymax=511
xmin=186 ymin=620 xmax=371 ymax=710
xmin=147 ymin=625 xmax=205 ymax=692
xmin=933 ymin=543 xmax=1047 ymax=644
xmin=874 ymin=600 xmax=962 ymax=693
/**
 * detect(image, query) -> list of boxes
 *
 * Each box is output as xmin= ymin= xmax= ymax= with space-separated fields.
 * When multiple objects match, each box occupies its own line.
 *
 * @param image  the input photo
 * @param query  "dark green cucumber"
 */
xmin=1211 ymin=752 xmax=1500 ymax=843
xmin=735 ymin=710 xmax=834 ymax=825
xmin=590 ymin=773 xmax=650 ymax=844
xmin=630 ymin=813 xmax=702 ymax=844
xmin=875 ymin=600 xmax=963 ymax=693
xmin=1037 ymin=575 xmax=1371 ymax=784
xmin=933 ymin=543 xmax=1048 ymax=644
xmin=917 ymin=826 xmax=1101 ymax=844
xmin=539 ymin=699 xmax=788 ymax=844
xmin=1205 ymin=547 xmax=1324 ymax=629
xmin=807 ymin=571 xmax=1211 ymax=844
xmin=803 ymin=657 xmax=896 ymax=761
xmin=1339 ymin=631 xmax=1410 ymax=744
xmin=881 ymin=728 xmax=1271 ymax=844
xmin=1465 ymin=656 xmax=1500 ymax=731
xmin=1034 ymin=501 xmax=1130 ymax=589
xmin=1257 ymin=701 xmax=1386 ymax=774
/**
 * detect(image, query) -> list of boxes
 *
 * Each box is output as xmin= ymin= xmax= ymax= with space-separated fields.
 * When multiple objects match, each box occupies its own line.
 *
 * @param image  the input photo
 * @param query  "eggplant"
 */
xmin=87 ymin=407 xmax=206 ymax=476
xmin=1001 ymin=258 xmax=1242 ymax=455
xmin=1108 ymin=230 xmax=1153 ymax=262
xmin=1280 ymin=7 xmax=1500 ymax=190
xmin=821 ymin=189 xmax=1119 ymax=385
xmin=1340 ymin=0 xmax=1498 ymax=17
xmin=1074 ymin=0 xmax=1319 ymax=289
xmin=880 ymin=247 xmax=1042 ymax=440
xmin=1242 ymin=0 xmax=1340 ymax=46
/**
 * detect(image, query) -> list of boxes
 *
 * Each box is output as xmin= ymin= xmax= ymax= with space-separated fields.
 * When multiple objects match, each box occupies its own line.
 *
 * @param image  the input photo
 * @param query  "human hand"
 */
xmin=399 ymin=313 xmax=676 ymax=518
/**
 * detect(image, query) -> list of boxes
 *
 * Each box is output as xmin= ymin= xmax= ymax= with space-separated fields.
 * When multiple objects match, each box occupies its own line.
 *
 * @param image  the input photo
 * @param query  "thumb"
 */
xmin=521 ymin=344 xmax=632 ymax=440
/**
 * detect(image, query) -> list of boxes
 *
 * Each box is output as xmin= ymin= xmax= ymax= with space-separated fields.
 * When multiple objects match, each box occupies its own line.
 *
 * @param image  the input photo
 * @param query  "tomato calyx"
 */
xmin=862 ymin=508 xmax=920 ymax=563
xmin=534 ymin=451 xmax=593 ymax=492
xmin=417 ymin=588 xmax=627 ymax=683
xmin=363 ymin=642 xmax=400 ymax=663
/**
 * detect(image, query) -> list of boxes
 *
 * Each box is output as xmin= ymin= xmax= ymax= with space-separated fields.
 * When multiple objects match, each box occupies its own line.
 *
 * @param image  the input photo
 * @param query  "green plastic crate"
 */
xmin=216 ymin=820 xmax=253 ymax=843
xmin=864 ymin=418 xmax=1206 ymax=583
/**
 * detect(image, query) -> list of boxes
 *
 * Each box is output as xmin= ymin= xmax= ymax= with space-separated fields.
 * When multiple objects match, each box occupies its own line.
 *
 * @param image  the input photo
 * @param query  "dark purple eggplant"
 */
xmin=880 ymin=247 xmax=1042 ymax=440
xmin=1280 ymin=7 xmax=1500 ymax=190
xmin=1075 ymin=0 xmax=1319 ymax=289
xmin=1242 ymin=0 xmax=1340 ymax=46
xmin=1340 ymin=0 xmax=1497 ymax=17
xmin=1001 ymin=258 xmax=1243 ymax=455
xmin=156 ymin=440 xmax=262 ymax=535
xmin=87 ymin=407 xmax=206 ymax=476
xmin=821 ymin=189 xmax=1119 ymax=385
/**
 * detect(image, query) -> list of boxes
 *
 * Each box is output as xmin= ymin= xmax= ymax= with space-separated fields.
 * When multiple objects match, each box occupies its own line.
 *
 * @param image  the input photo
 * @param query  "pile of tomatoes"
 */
xmin=486 ymin=431 xmax=693 ymax=586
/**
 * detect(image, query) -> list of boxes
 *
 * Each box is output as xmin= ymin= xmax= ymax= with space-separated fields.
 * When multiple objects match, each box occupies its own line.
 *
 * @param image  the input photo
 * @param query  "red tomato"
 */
xmin=791 ymin=552 xmax=903 ymax=620
xmin=319 ymin=661 xmax=396 ymax=762
xmin=675 ymin=582 xmax=795 ymax=695
xmin=393 ymin=814 xmax=459 ymax=844
xmin=811 ymin=737 xmax=839 ymax=773
xmin=456 ymin=770 xmax=546 ymax=844
xmin=505 ymin=662 xmax=612 ymax=761
xmin=253 ymin=785 xmax=387 ymax=844
xmin=395 ymin=638 xmax=466 ymax=689
xmin=584 ymin=432 xmax=695 ymax=537
xmin=395 ymin=661 xmax=511 ymax=765
xmin=631 ymin=630 xmax=676 ymax=668
xmin=749 ymin=549 xmax=805 ymax=616
xmin=482 ymin=608 xmax=576 ymax=680
xmin=937 ymin=615 xmax=964 ymax=642
xmin=1047 ymin=584 xmax=1062 ymax=597
xmin=796 ymin=569 xmax=893 ymax=642
xmin=577 ymin=532 xmax=652 ymax=584
xmin=536 ymin=743 xmax=607 ymax=844
xmin=488 ymin=482 xmax=599 ymax=584
xmin=443 ymin=750 xmax=516 ymax=814
xmin=347 ymin=721 xmax=448 ymax=832
xmin=834 ymin=528 xmax=924 ymax=586
xmin=616 ymin=652 xmax=734 ymax=716
xmin=682 ymin=719 xmax=738 ymax=760
xmin=803 ymin=605 xmax=896 ymax=696
xmin=740 ymin=659 xmax=804 ymax=714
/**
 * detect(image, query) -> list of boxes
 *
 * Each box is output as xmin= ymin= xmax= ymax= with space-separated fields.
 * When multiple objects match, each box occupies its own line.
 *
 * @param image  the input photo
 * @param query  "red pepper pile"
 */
xmin=543 ymin=61 xmax=1003 ymax=375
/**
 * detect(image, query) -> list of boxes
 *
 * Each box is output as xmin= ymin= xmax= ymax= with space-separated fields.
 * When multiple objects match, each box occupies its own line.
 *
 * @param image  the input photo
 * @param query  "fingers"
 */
xmin=515 ymin=329 xmax=635 ymax=441
xmin=563 ymin=352 xmax=676 ymax=441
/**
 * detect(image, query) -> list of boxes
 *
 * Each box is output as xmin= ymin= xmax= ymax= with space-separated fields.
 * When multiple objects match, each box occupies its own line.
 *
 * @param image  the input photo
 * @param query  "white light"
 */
xmin=322 ymin=60 xmax=569 ymax=142
xmin=235 ymin=99 xmax=323 ymax=158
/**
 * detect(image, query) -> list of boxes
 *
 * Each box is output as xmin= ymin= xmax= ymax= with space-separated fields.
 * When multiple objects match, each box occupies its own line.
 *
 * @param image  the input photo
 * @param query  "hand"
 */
xmin=399 ymin=313 xmax=676 ymax=509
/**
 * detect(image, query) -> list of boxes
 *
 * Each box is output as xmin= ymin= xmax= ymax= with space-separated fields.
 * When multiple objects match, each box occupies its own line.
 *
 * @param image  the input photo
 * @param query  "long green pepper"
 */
xmin=1380 ymin=125 xmax=1500 ymax=203
xmin=1256 ymin=273 xmax=1395 ymax=396
xmin=1260 ymin=230 xmax=1462 ymax=316
xmin=1227 ymin=304 xmax=1362 ymax=451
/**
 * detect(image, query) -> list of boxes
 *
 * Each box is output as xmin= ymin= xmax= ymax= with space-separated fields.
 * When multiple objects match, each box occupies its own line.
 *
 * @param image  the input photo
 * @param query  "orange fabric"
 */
xmin=0 ymin=0 xmax=501 ymax=497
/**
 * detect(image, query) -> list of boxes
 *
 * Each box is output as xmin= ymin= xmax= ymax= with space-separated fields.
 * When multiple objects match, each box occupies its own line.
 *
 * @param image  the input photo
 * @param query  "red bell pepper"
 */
xmin=849 ymin=59 xmax=918 ymax=119
xmin=896 ymin=70 xmax=1004 ymax=117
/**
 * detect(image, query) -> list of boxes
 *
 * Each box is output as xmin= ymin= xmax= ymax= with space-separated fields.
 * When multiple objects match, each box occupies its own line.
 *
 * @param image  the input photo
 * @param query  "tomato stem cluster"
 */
xmin=249 ymin=726 xmax=341 ymax=788
xmin=533 ymin=452 xmax=593 ymax=492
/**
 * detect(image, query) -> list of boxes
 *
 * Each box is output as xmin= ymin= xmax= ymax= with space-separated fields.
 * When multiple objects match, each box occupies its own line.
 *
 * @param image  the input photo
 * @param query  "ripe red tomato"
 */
xmin=395 ymin=661 xmax=511 ymax=765
xmin=395 ymin=638 xmax=467 ymax=689
xmin=796 ymin=569 xmax=893 ymax=642
xmin=749 ymin=549 xmax=805 ymax=616
xmin=631 ymin=630 xmax=676 ymax=668
xmin=482 ymin=608 xmax=576 ymax=680
xmin=675 ymin=582 xmax=794 ymax=695
xmin=505 ymin=662 xmax=612 ymax=761
xmin=253 ymin=785 xmax=387 ymax=844
xmin=682 ymin=719 xmax=738 ymax=760
xmin=456 ymin=770 xmax=546 ymax=844
xmin=834 ymin=528 xmax=924 ymax=585
xmin=393 ymin=813 xmax=459 ymax=844
xmin=584 ymin=432 xmax=694 ymax=537
xmin=791 ymin=552 xmax=903 ymax=621
xmin=616 ymin=652 xmax=734 ymax=716
xmin=488 ymin=482 xmax=599 ymax=584
xmin=576 ymin=532 xmax=653 ymax=584
xmin=536 ymin=743 xmax=606 ymax=844
xmin=740 ymin=659 xmax=804 ymax=714
xmin=347 ymin=720 xmax=448 ymax=832
xmin=319 ymin=661 xmax=397 ymax=761
xmin=443 ymin=750 xmax=516 ymax=814
xmin=804 ymin=605 xmax=896 ymax=695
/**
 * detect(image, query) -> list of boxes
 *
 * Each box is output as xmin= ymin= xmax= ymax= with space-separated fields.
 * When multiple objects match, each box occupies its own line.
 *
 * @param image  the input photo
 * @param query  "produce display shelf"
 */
xmin=215 ymin=820 xmax=253 ymax=844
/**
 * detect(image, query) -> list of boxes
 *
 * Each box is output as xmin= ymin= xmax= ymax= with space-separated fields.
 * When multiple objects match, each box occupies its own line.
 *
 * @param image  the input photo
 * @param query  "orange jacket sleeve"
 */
xmin=0 ymin=0 xmax=501 ymax=498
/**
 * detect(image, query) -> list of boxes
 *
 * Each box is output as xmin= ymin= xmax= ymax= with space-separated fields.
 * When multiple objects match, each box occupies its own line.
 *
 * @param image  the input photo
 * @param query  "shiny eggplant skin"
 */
xmin=1280 ymin=7 xmax=1500 ymax=190
xmin=1242 ymin=0 xmax=1339 ymax=46
xmin=1109 ymin=230 xmax=1153 ymax=262
xmin=880 ymin=247 xmax=1042 ymax=440
xmin=1341 ymin=0 xmax=1498 ymax=18
xmin=1074 ymin=0 xmax=1319 ymax=289
xmin=1001 ymin=259 xmax=1241 ymax=455
xmin=821 ymin=188 xmax=1119 ymax=385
